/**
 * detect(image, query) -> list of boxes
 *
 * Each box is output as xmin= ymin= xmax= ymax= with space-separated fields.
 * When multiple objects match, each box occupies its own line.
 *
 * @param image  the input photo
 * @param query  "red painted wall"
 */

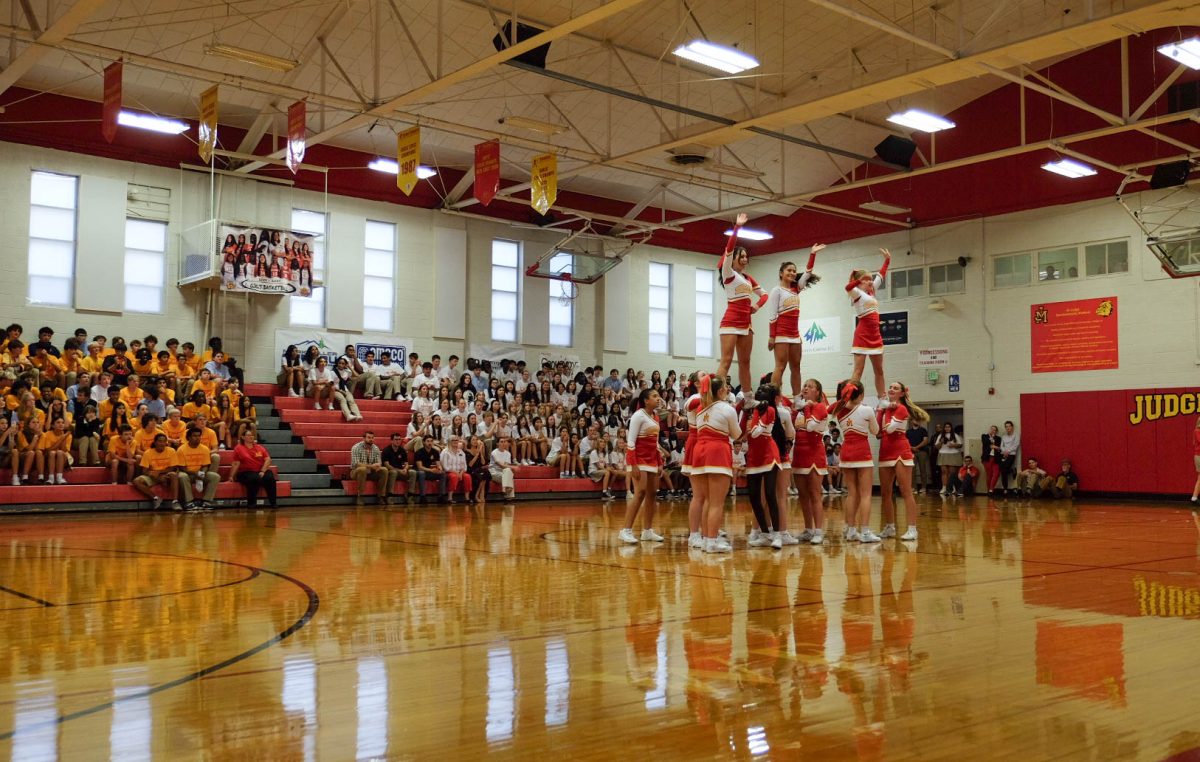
xmin=1020 ymin=388 xmax=1200 ymax=495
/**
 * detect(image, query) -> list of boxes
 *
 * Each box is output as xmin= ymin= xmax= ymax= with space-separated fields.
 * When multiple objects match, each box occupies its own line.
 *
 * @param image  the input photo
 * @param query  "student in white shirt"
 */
xmin=588 ymin=439 xmax=622 ymax=499
xmin=439 ymin=436 xmax=471 ymax=503
xmin=307 ymin=356 xmax=337 ymax=411
xmin=489 ymin=437 xmax=516 ymax=501
xmin=375 ymin=352 xmax=405 ymax=400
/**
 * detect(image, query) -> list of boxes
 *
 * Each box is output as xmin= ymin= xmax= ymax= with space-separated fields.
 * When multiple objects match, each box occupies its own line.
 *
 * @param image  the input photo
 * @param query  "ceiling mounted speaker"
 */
xmin=493 ymin=21 xmax=552 ymax=69
xmin=1150 ymin=160 xmax=1192 ymax=190
xmin=874 ymin=135 xmax=917 ymax=168
xmin=529 ymin=211 xmax=557 ymax=227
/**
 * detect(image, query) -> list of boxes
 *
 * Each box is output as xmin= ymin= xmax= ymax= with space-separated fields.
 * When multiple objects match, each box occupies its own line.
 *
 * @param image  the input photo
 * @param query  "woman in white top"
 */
xmin=529 ymin=417 xmax=550 ymax=465
xmin=689 ymin=375 xmax=742 ymax=553
xmin=619 ymin=389 xmax=665 ymax=546
xmin=999 ymin=420 xmax=1020 ymax=495
xmin=439 ymin=436 xmax=471 ymax=504
xmin=411 ymin=385 xmax=435 ymax=420
xmin=307 ymin=356 xmax=337 ymax=411
xmin=405 ymin=412 xmax=430 ymax=452
xmin=547 ymin=428 xmax=569 ymax=477
xmin=934 ymin=422 xmax=965 ymax=495
xmin=588 ymin=439 xmax=621 ymax=499
xmin=489 ymin=437 xmax=516 ymax=501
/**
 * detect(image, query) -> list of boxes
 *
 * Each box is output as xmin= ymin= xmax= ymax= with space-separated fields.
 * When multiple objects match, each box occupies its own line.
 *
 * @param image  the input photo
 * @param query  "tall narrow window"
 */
xmin=123 ymin=219 xmax=167 ymax=313
xmin=363 ymin=220 xmax=395 ymax=332
xmin=648 ymin=262 xmax=671 ymax=354
xmin=289 ymin=209 xmax=327 ymax=326
xmin=491 ymin=240 xmax=521 ymax=342
xmin=548 ymin=251 xmax=574 ymax=347
xmin=28 ymin=171 xmax=78 ymax=306
xmin=695 ymin=268 xmax=715 ymax=357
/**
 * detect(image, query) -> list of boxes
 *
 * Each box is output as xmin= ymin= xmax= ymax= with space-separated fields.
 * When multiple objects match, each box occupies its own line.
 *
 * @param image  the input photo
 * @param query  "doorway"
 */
xmin=918 ymin=400 xmax=964 ymax=494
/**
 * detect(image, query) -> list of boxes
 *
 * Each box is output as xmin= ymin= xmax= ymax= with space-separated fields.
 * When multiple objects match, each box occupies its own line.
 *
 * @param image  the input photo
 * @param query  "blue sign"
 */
xmin=948 ymin=374 xmax=960 ymax=392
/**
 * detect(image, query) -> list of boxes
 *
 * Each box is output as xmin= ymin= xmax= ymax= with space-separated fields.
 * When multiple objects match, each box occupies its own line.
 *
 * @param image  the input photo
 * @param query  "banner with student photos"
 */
xmin=218 ymin=223 xmax=321 ymax=295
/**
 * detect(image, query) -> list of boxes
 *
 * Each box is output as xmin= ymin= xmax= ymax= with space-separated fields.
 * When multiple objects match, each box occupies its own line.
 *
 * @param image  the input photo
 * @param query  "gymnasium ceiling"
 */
xmin=0 ymin=0 xmax=1198 ymax=253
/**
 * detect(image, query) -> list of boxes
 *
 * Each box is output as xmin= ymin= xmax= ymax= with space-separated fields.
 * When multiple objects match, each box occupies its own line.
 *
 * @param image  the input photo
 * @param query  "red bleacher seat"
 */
xmin=0 ymin=480 xmax=291 ymax=504
xmin=271 ymin=396 xmax=412 ymax=413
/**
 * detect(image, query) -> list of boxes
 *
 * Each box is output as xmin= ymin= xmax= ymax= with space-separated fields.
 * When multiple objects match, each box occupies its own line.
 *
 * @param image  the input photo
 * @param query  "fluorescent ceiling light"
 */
xmin=673 ymin=40 xmax=759 ymax=74
xmin=724 ymin=227 xmax=773 ymax=241
xmin=1157 ymin=37 xmax=1200 ymax=70
xmin=499 ymin=115 xmax=568 ymax=135
xmin=117 ymin=110 xmax=189 ymax=135
xmin=886 ymin=109 xmax=955 ymax=133
xmin=204 ymin=43 xmax=298 ymax=72
xmin=859 ymin=200 xmax=912 ymax=215
xmin=368 ymin=158 xmax=437 ymax=178
xmin=1041 ymin=158 xmax=1097 ymax=178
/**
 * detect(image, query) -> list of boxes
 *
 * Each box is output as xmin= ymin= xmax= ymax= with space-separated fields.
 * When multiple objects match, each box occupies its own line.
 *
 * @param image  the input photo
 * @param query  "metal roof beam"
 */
xmin=0 ymin=0 xmax=109 ymax=96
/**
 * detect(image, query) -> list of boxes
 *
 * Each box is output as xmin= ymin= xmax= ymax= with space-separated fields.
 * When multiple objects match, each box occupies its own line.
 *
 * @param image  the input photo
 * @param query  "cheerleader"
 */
xmin=878 ymin=381 xmax=928 ymax=542
xmin=618 ymin=389 xmax=665 ymax=545
xmin=845 ymin=248 xmax=891 ymax=401
xmin=689 ymin=375 xmax=743 ymax=554
xmin=766 ymin=245 xmax=823 ymax=396
xmin=716 ymin=213 xmax=769 ymax=396
xmin=680 ymin=372 xmax=706 ymax=544
xmin=792 ymin=378 xmax=830 ymax=545
xmin=743 ymin=387 xmax=782 ymax=548
xmin=828 ymin=379 xmax=880 ymax=543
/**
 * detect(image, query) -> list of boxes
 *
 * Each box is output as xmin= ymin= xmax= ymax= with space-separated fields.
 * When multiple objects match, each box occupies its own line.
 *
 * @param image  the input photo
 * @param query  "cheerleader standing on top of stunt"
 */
xmin=792 ymin=378 xmax=830 ymax=546
xmin=689 ymin=375 xmax=743 ymax=554
xmin=766 ymin=245 xmax=823 ymax=396
xmin=829 ymin=379 xmax=880 ymax=543
xmin=877 ymin=381 xmax=928 ymax=543
xmin=845 ymin=248 xmax=891 ymax=402
xmin=618 ymin=389 xmax=665 ymax=546
xmin=716 ymin=213 xmax=769 ymax=395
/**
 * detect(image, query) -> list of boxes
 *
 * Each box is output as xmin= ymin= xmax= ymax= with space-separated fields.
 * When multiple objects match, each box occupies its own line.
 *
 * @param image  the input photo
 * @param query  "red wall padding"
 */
xmin=1020 ymin=388 xmax=1199 ymax=495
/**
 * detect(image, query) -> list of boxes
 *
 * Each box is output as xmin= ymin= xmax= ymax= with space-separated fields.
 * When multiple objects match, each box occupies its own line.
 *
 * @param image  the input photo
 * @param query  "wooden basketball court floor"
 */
xmin=1 ymin=496 xmax=1198 ymax=761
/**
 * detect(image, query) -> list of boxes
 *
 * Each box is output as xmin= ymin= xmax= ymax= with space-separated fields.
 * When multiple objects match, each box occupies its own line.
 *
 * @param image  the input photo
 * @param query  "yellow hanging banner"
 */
xmin=530 ymin=153 xmax=557 ymax=214
xmin=198 ymin=85 xmax=219 ymax=163
xmin=397 ymin=126 xmax=420 ymax=196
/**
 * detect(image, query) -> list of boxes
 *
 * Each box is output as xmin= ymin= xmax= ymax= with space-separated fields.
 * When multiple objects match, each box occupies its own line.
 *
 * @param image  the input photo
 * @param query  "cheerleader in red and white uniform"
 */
xmin=716 ymin=213 xmax=769 ymax=396
xmin=766 ymin=245 xmax=823 ymax=396
xmin=743 ymin=394 xmax=782 ymax=548
xmin=845 ymin=248 xmax=891 ymax=401
xmin=878 ymin=381 xmax=928 ymax=542
xmin=681 ymin=373 xmax=707 ymax=546
xmin=829 ymin=379 xmax=880 ymax=543
xmin=618 ymin=388 xmax=665 ymax=545
xmin=792 ymin=378 xmax=830 ymax=545
xmin=690 ymin=375 xmax=742 ymax=554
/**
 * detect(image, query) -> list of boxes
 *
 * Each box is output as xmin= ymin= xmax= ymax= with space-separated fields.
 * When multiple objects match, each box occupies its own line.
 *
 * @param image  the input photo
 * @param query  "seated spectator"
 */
xmin=375 ymin=352 xmax=405 ymax=400
xmin=162 ymin=407 xmax=187 ymax=448
xmin=191 ymin=368 xmax=219 ymax=404
xmin=74 ymin=404 xmax=102 ymax=466
xmin=106 ymin=425 xmax=136 ymax=484
xmin=466 ymin=435 xmax=490 ymax=505
xmin=0 ymin=417 xmax=16 ymax=478
xmin=80 ymin=342 xmax=104 ymax=377
xmin=1016 ymin=458 xmax=1047 ymax=497
xmin=412 ymin=435 xmax=446 ymax=504
xmin=280 ymin=344 xmax=305 ymax=397
xmin=175 ymin=342 xmax=199 ymax=398
xmin=38 ymin=416 xmax=73 ymax=484
xmin=357 ymin=350 xmax=383 ymax=399
xmin=102 ymin=347 xmax=132 ymax=387
xmin=1042 ymin=459 xmax=1079 ymax=499
xmin=588 ymin=439 xmax=622 ymax=499
xmin=230 ymin=427 xmax=278 ymax=509
xmin=231 ymin=395 xmax=257 ymax=445
xmin=350 ymin=430 xmax=388 ymax=506
xmin=67 ymin=372 xmax=92 ymax=414
xmin=440 ymin=435 xmax=472 ymax=504
xmin=27 ymin=326 xmax=60 ymax=358
xmin=732 ymin=440 xmax=746 ymax=495
xmin=176 ymin=425 xmax=220 ymax=510
xmin=333 ymin=357 xmax=364 ymax=422
xmin=957 ymin=455 xmax=980 ymax=497
xmin=489 ymin=436 xmax=516 ymax=502
xmin=14 ymin=417 xmax=44 ymax=484
xmin=133 ymin=433 xmax=180 ymax=510
xmin=307 ymin=356 xmax=337 ymax=411
xmin=381 ymin=433 xmax=416 ymax=504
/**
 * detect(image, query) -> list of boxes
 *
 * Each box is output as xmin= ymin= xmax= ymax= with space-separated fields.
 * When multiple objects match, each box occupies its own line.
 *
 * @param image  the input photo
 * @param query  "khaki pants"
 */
xmin=76 ymin=435 xmax=100 ymax=465
xmin=490 ymin=466 xmax=514 ymax=494
xmin=355 ymin=372 xmax=381 ymax=398
xmin=385 ymin=466 xmax=417 ymax=498
xmin=352 ymin=465 xmax=389 ymax=501
xmin=334 ymin=390 xmax=361 ymax=420
xmin=178 ymin=470 xmax=219 ymax=502
xmin=380 ymin=376 xmax=404 ymax=400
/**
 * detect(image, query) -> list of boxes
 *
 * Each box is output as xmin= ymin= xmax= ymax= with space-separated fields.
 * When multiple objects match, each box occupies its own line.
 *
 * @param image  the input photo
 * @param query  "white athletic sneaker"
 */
xmin=900 ymin=526 xmax=918 ymax=541
xmin=287 ymin=389 xmax=299 ymax=397
xmin=705 ymin=537 xmax=732 ymax=554
xmin=747 ymin=529 xmax=774 ymax=547
xmin=11 ymin=476 xmax=20 ymax=486
xmin=859 ymin=529 xmax=882 ymax=543
xmin=810 ymin=529 xmax=825 ymax=545
xmin=617 ymin=528 xmax=639 ymax=545
xmin=940 ymin=487 xmax=949 ymax=496
xmin=845 ymin=527 xmax=860 ymax=542
xmin=778 ymin=531 xmax=800 ymax=546
xmin=641 ymin=528 xmax=664 ymax=543
xmin=771 ymin=532 xmax=784 ymax=549
xmin=880 ymin=524 xmax=896 ymax=539
xmin=688 ymin=532 xmax=703 ymax=548
xmin=313 ymin=403 xmax=322 ymax=410
xmin=718 ymin=528 xmax=729 ymax=539
xmin=797 ymin=529 xmax=814 ymax=543
xmin=151 ymin=496 xmax=163 ymax=510
xmin=788 ymin=486 xmax=799 ymax=497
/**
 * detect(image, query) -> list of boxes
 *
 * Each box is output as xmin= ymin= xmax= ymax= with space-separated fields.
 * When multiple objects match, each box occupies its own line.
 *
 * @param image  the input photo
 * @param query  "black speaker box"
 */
xmin=1150 ymin=160 xmax=1192 ymax=190
xmin=492 ymin=21 xmax=552 ymax=69
xmin=875 ymin=135 xmax=917 ymax=168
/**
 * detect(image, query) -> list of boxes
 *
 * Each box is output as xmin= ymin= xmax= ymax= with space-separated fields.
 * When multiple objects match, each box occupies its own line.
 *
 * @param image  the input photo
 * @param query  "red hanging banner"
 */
xmin=102 ymin=61 xmax=122 ymax=143
xmin=286 ymin=100 xmax=306 ymax=174
xmin=474 ymin=140 xmax=500 ymax=206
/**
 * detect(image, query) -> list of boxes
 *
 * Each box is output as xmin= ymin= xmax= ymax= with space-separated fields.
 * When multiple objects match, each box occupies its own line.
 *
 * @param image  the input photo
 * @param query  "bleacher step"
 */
xmin=256 ymin=429 xmax=295 ymax=444
xmin=285 ymin=473 xmax=333 ymax=489
xmin=255 ymin=416 xmax=282 ymax=429
xmin=264 ymin=444 xmax=305 ymax=458
xmin=272 ymin=458 xmax=318 ymax=473
xmin=254 ymin=403 xmax=276 ymax=417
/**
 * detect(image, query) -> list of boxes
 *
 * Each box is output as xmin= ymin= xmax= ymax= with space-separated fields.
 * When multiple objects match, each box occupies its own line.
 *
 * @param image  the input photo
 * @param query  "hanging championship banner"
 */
xmin=286 ymin=100 xmax=306 ymax=174
xmin=474 ymin=140 xmax=500 ymax=206
xmin=198 ymin=85 xmax=219 ymax=163
xmin=397 ymin=126 xmax=420 ymax=196
xmin=530 ymin=153 xmax=557 ymax=214
xmin=102 ymin=61 xmax=122 ymax=143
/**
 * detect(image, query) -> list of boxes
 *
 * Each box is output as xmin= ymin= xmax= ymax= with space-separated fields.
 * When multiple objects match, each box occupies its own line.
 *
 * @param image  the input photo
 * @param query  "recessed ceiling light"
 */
xmin=859 ymin=200 xmax=912 ymax=215
xmin=1041 ymin=158 xmax=1098 ymax=178
xmin=886 ymin=109 xmax=956 ymax=133
xmin=368 ymin=158 xmax=436 ymax=178
xmin=673 ymin=40 xmax=759 ymax=74
xmin=204 ymin=43 xmax=298 ymax=72
xmin=117 ymin=110 xmax=189 ymax=135
xmin=1157 ymin=37 xmax=1200 ymax=70
xmin=724 ymin=227 xmax=773 ymax=241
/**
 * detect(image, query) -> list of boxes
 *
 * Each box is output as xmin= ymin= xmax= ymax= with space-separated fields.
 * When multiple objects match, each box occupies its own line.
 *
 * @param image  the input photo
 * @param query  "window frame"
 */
xmin=648 ymin=262 xmax=671 ymax=355
xmin=491 ymin=238 xmax=522 ymax=343
xmin=123 ymin=217 xmax=168 ymax=314
xmin=928 ymin=263 xmax=966 ymax=295
xmin=27 ymin=170 xmax=79 ymax=308
xmin=363 ymin=219 xmax=396 ymax=333
xmin=694 ymin=267 xmax=715 ymax=358
xmin=288 ymin=208 xmax=328 ymax=327
xmin=887 ymin=265 xmax=926 ymax=301
xmin=1083 ymin=238 xmax=1130 ymax=279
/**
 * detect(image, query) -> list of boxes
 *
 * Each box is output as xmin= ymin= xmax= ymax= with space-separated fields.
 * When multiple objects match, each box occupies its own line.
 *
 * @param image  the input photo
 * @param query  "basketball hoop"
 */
xmin=551 ymin=261 xmax=579 ymax=306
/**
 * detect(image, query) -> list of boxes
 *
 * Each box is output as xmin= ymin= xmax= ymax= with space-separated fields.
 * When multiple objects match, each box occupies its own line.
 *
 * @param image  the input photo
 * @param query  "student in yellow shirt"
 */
xmin=132 ymin=348 xmax=154 ymax=376
xmin=31 ymin=348 xmax=64 ymax=388
xmin=133 ymin=433 xmax=180 ymax=510
xmin=106 ymin=425 xmax=136 ymax=484
xmin=132 ymin=413 xmax=164 ymax=456
xmin=190 ymin=411 xmax=223 ymax=467
xmin=97 ymin=386 xmax=122 ymax=423
xmin=175 ymin=341 xmax=199 ymax=397
xmin=232 ymin=395 xmax=258 ymax=446
xmin=176 ymin=426 xmax=219 ymax=509
xmin=33 ymin=382 xmax=66 ymax=405
xmin=181 ymin=390 xmax=214 ymax=423
xmin=219 ymin=377 xmax=243 ymax=410
xmin=45 ymin=399 xmax=72 ymax=431
xmin=191 ymin=368 xmax=218 ymax=404
xmin=162 ymin=407 xmax=187 ymax=448
xmin=80 ymin=342 xmax=105 ymax=375
xmin=15 ymin=392 xmax=45 ymax=431
xmin=151 ymin=349 xmax=177 ymax=378
xmin=0 ymin=417 xmax=19 ymax=484
xmin=15 ymin=417 xmax=44 ymax=485
xmin=119 ymin=375 xmax=147 ymax=410
xmin=154 ymin=377 xmax=176 ymax=406
xmin=37 ymin=417 xmax=73 ymax=485
xmin=212 ymin=394 xmax=233 ymax=450
xmin=61 ymin=340 xmax=84 ymax=389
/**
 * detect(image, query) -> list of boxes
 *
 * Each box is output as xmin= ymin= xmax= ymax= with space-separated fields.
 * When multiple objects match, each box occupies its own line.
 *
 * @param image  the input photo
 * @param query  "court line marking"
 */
xmin=0 ymin=547 xmax=319 ymax=742
xmin=0 ymin=584 xmax=54 ymax=607
xmin=0 ymin=567 xmax=261 ymax=611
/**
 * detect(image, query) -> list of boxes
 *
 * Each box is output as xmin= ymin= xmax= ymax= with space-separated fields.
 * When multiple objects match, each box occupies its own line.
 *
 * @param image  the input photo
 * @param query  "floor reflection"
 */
xmin=0 ymin=496 xmax=1198 ymax=759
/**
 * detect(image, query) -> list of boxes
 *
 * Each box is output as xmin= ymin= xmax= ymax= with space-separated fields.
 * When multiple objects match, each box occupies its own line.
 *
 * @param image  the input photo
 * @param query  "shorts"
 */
xmin=548 ymin=452 xmax=562 ymax=466
xmin=937 ymin=452 xmax=964 ymax=467
xmin=589 ymin=470 xmax=607 ymax=482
